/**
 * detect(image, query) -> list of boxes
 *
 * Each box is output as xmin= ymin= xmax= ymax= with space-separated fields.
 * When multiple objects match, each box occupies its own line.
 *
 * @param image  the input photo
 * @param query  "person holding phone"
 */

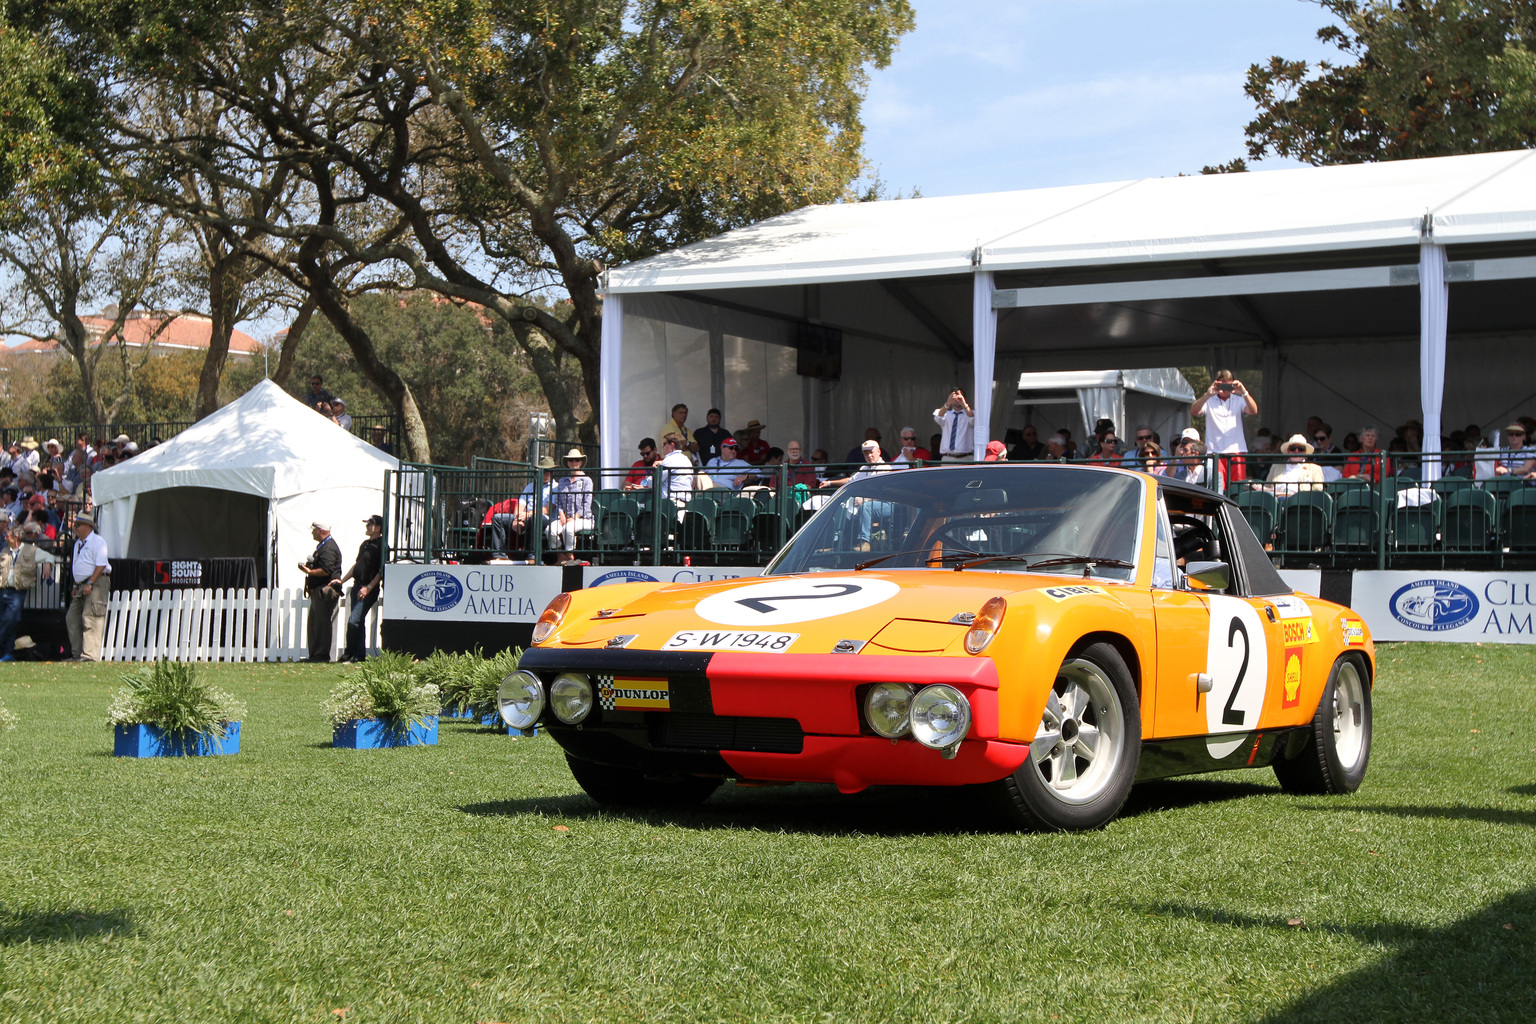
xmin=934 ymin=388 xmax=975 ymax=461
xmin=1190 ymin=369 xmax=1257 ymax=484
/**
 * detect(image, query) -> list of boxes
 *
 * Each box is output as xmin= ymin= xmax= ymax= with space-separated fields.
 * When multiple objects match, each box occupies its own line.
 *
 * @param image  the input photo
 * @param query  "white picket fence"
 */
xmin=100 ymin=587 xmax=381 ymax=663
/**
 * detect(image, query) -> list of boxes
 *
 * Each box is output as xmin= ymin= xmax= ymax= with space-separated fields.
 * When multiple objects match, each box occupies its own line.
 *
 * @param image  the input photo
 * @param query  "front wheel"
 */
xmin=565 ymin=753 xmax=722 ymax=807
xmin=990 ymin=642 xmax=1141 ymax=831
xmin=1273 ymin=654 xmax=1371 ymax=795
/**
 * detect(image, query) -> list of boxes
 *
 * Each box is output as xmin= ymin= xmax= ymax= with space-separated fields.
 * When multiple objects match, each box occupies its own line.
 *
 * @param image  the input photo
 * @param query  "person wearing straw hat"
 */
xmin=66 ymin=512 xmax=111 ymax=661
xmin=547 ymin=448 xmax=593 ymax=563
xmin=1253 ymin=434 xmax=1324 ymax=499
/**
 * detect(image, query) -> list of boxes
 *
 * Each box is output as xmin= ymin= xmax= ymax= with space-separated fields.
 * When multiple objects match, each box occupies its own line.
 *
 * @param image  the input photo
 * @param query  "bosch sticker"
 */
xmin=597 ymin=676 xmax=670 ymax=711
xmin=1041 ymin=585 xmax=1108 ymax=601
xmin=1282 ymin=651 xmax=1302 ymax=709
xmin=1280 ymin=618 xmax=1320 ymax=646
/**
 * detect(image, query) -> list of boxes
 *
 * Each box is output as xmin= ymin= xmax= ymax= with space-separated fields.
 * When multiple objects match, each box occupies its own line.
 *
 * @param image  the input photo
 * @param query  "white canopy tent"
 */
xmin=601 ymin=150 xmax=1536 ymax=483
xmin=92 ymin=380 xmax=398 ymax=590
xmin=1012 ymin=368 xmax=1196 ymax=453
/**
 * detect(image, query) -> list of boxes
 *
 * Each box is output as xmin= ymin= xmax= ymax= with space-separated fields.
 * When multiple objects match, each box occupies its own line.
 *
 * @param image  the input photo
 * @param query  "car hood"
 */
xmin=557 ymin=570 xmax=1129 ymax=655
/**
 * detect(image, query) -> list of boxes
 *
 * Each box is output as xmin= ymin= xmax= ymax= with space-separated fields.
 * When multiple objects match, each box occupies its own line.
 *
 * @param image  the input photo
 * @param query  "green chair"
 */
xmin=598 ymin=510 xmax=635 ymax=553
xmin=1442 ymin=489 xmax=1497 ymax=551
xmin=752 ymin=512 xmax=785 ymax=556
xmin=686 ymin=495 xmax=718 ymax=525
xmin=1235 ymin=490 xmax=1279 ymax=546
xmin=1504 ymin=488 xmax=1536 ymax=551
xmin=1392 ymin=497 xmax=1441 ymax=550
xmin=1432 ymin=477 xmax=1471 ymax=499
xmin=1278 ymin=490 xmax=1332 ymax=552
xmin=1331 ymin=490 xmax=1382 ymax=551
xmin=713 ymin=510 xmax=753 ymax=550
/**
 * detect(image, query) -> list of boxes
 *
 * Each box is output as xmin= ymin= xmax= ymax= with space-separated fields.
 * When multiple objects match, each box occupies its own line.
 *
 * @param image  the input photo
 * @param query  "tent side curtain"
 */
xmin=1075 ymin=388 xmax=1125 ymax=448
xmin=97 ymin=494 xmax=137 ymax=565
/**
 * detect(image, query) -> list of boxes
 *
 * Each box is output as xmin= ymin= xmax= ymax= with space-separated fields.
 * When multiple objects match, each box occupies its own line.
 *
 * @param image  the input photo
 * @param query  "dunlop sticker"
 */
xmin=1343 ymin=618 xmax=1366 ymax=645
xmin=1042 ymin=585 xmax=1108 ymax=602
xmin=1282 ymin=651 xmax=1303 ymax=708
xmin=1280 ymin=618 xmax=1320 ymax=646
xmin=597 ymin=675 xmax=670 ymax=711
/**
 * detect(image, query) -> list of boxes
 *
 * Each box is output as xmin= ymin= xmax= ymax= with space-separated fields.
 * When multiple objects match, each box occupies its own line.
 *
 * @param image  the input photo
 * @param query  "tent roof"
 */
xmin=608 ymin=150 xmax=1536 ymax=293
xmin=1016 ymin=368 xmax=1196 ymax=402
xmin=92 ymin=379 xmax=398 ymax=505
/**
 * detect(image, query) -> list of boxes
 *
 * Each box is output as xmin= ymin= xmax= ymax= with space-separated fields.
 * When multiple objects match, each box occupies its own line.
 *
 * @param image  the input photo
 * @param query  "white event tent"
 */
xmin=91 ymin=380 xmax=397 ymax=591
xmin=600 ymin=150 xmax=1536 ymax=482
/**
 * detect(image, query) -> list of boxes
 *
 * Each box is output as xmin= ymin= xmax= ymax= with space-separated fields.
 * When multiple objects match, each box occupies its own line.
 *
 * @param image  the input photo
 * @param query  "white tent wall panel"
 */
xmin=828 ymin=334 xmax=959 ymax=458
xmin=101 ymin=587 xmax=380 ymax=662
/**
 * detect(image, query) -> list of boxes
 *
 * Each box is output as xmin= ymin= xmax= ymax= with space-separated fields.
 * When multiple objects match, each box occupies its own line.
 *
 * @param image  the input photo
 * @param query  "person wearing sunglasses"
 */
xmin=623 ymin=438 xmax=661 ymax=491
xmin=1494 ymin=424 xmax=1536 ymax=479
xmin=1253 ymin=434 xmax=1324 ymax=499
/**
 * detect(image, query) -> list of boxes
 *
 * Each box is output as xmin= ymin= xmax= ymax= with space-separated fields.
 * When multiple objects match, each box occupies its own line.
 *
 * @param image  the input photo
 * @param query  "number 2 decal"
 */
xmin=1221 ymin=617 xmax=1249 ymax=726
xmin=734 ymin=583 xmax=861 ymax=614
xmin=1205 ymin=596 xmax=1268 ymax=756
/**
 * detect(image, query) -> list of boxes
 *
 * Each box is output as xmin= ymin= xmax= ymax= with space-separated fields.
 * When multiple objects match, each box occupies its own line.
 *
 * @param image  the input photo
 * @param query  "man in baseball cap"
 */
xmin=703 ymin=436 xmax=752 ymax=488
xmin=329 ymin=515 xmax=384 ymax=662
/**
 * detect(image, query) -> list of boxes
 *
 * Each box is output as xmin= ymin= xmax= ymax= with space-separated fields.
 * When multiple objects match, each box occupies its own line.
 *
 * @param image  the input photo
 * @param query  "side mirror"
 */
xmin=1184 ymin=560 xmax=1231 ymax=590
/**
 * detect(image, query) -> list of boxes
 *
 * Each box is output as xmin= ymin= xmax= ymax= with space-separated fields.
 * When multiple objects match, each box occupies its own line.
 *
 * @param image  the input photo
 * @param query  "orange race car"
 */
xmin=505 ymin=463 xmax=1374 ymax=830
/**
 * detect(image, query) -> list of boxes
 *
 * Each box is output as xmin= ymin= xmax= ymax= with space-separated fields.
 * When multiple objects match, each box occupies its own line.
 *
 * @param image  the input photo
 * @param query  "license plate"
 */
xmin=663 ymin=630 xmax=800 ymax=653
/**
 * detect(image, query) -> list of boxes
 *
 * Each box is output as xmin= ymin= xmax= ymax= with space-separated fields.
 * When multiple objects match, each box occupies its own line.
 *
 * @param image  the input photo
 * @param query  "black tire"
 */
xmin=991 ymin=642 xmax=1141 ymax=831
xmin=565 ymin=753 xmax=722 ymax=807
xmin=1274 ymin=654 xmax=1372 ymax=795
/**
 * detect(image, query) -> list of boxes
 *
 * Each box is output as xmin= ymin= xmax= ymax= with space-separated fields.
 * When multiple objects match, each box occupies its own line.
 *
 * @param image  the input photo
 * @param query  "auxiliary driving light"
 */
xmin=964 ymin=596 xmax=1007 ymax=654
xmin=549 ymin=672 xmax=595 ymax=725
xmin=531 ymin=592 xmax=572 ymax=644
xmin=909 ymin=684 xmax=972 ymax=752
xmin=863 ymin=683 xmax=916 ymax=738
xmin=498 ymin=670 xmax=546 ymax=730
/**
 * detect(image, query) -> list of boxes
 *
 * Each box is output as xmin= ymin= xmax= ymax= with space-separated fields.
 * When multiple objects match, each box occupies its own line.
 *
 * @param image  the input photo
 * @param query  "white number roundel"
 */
xmin=1205 ymin=595 xmax=1269 ymax=759
xmin=694 ymin=577 xmax=900 ymax=627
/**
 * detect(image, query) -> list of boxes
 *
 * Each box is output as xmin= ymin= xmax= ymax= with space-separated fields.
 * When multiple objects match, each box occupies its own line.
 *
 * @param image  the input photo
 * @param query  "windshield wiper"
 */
xmin=1024 ymin=555 xmax=1136 ymax=576
xmin=854 ymin=547 xmax=991 ymax=571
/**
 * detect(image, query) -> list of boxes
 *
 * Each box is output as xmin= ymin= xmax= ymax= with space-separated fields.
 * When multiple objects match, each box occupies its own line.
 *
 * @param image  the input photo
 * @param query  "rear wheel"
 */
xmin=1274 ymin=655 xmax=1371 ymax=795
xmin=565 ymin=753 xmax=722 ymax=807
xmin=991 ymin=642 xmax=1141 ymax=831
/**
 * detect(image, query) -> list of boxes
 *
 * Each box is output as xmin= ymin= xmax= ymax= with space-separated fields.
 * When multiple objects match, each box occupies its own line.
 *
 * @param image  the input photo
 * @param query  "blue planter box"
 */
xmin=333 ymin=717 xmax=438 ymax=749
xmin=114 ymin=722 xmax=241 ymax=757
xmin=472 ymin=706 xmax=540 ymax=737
xmin=439 ymin=705 xmax=476 ymax=720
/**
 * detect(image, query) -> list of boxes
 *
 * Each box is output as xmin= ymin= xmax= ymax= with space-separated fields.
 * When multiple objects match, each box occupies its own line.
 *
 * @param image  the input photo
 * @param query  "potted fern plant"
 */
xmin=466 ymin=647 xmax=526 ymax=733
xmin=108 ymin=660 xmax=246 ymax=757
xmin=421 ymin=648 xmax=478 ymax=720
xmin=324 ymin=650 xmax=440 ymax=749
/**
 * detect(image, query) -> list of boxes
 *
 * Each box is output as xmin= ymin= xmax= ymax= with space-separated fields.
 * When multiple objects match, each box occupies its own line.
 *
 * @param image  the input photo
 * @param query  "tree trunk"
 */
xmin=301 ymin=263 xmax=432 ymax=463
xmin=196 ymin=256 xmax=243 ymax=419
xmin=271 ymin=298 xmax=315 ymax=388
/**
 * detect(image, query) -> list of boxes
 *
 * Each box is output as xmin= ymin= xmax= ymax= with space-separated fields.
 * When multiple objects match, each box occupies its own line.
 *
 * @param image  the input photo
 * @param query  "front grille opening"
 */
xmin=649 ymin=713 xmax=804 ymax=754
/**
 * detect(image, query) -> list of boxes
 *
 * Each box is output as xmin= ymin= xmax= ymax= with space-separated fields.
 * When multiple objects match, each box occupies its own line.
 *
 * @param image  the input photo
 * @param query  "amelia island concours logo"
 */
xmin=408 ymin=570 xmax=464 ymax=613
xmin=1389 ymin=579 xmax=1480 ymax=631
xmin=590 ymin=569 xmax=661 ymax=587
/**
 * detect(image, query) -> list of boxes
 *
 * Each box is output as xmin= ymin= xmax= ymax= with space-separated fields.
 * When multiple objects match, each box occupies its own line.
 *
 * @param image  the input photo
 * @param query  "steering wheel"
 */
xmin=1168 ymin=514 xmax=1215 ymax=562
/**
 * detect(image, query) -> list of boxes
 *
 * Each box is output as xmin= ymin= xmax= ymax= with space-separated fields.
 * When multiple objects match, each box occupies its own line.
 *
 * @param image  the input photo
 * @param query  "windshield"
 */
xmin=766 ymin=465 xmax=1143 ymax=580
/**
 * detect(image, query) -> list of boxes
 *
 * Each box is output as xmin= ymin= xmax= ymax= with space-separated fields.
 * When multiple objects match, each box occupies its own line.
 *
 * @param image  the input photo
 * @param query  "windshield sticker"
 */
xmin=1270 ymin=595 xmax=1312 ymax=619
xmin=693 ymin=577 xmax=900 ymax=626
xmin=1041 ymin=585 xmax=1108 ymax=601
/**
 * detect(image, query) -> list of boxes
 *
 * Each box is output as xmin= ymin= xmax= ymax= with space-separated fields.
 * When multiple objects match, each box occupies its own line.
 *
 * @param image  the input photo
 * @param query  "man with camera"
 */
xmin=934 ymin=388 xmax=975 ymax=461
xmin=1190 ymin=369 xmax=1257 ymax=485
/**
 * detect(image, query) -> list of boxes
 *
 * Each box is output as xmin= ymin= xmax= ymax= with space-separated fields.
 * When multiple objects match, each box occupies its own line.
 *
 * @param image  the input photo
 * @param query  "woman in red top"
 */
xmin=1343 ymin=426 xmax=1391 ymax=482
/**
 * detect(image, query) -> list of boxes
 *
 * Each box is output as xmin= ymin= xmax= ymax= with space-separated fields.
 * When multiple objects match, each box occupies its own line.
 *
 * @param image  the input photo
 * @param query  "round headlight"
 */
xmin=498 ymin=670 xmax=545 ymax=730
xmin=549 ymin=672 xmax=594 ymax=725
xmin=864 ymin=683 xmax=915 ymax=738
xmin=909 ymin=684 xmax=972 ymax=750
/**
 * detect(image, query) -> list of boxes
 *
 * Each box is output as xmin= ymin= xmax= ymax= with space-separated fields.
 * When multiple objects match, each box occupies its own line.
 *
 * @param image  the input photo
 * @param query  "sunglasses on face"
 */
xmin=639 ymin=448 xmax=655 ymax=456
xmin=1288 ymin=446 xmax=1308 ymax=454
xmin=1314 ymin=436 xmax=1328 ymax=443
xmin=1510 ymin=431 xmax=1527 ymax=438
xmin=1135 ymin=434 xmax=1151 ymax=442
xmin=1102 ymin=437 xmax=1117 ymax=445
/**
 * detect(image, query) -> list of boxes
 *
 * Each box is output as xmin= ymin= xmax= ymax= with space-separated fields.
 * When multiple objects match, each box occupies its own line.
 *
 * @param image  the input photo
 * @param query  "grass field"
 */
xmin=0 ymin=644 xmax=1533 ymax=1023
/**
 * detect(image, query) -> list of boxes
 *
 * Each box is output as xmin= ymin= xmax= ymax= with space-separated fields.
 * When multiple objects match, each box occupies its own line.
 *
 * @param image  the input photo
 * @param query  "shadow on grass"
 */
xmin=1300 ymin=802 xmax=1536 ymax=829
xmin=0 ymin=907 xmax=135 ymax=945
xmin=1509 ymin=783 xmax=1536 ymax=797
xmin=1146 ymin=889 xmax=1536 ymax=1023
xmin=459 ymin=775 xmax=1278 ymax=835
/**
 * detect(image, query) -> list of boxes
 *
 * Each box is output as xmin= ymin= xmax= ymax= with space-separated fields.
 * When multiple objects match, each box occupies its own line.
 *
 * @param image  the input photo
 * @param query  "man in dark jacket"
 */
xmin=330 ymin=515 xmax=384 ymax=663
xmin=299 ymin=521 xmax=343 ymax=662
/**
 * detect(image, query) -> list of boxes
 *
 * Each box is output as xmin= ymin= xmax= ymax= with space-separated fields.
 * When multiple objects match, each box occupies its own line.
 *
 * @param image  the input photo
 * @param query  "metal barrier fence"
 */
xmin=384 ymin=448 xmax=1536 ymax=571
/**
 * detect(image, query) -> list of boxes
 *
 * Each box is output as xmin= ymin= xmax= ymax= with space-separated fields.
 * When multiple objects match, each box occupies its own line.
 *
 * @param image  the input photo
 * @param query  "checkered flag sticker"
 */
xmin=597 ymin=674 xmax=616 ymax=711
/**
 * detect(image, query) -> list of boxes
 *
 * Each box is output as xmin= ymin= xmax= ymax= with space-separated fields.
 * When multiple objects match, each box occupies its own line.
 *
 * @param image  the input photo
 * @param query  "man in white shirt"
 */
xmin=67 ymin=512 xmax=111 ymax=661
xmin=702 ymin=438 xmax=753 ymax=488
xmin=332 ymin=398 xmax=354 ymax=431
xmin=933 ymin=388 xmax=975 ymax=461
xmin=1190 ymin=370 xmax=1257 ymax=485
xmin=659 ymin=432 xmax=696 ymax=509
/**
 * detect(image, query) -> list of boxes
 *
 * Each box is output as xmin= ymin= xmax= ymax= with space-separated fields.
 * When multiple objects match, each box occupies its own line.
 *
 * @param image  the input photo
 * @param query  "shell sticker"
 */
xmin=1282 ymin=652 xmax=1302 ymax=709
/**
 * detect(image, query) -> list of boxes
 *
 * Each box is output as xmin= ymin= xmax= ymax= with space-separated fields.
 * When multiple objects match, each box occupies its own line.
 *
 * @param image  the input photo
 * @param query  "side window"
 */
xmin=1152 ymin=499 xmax=1177 ymax=590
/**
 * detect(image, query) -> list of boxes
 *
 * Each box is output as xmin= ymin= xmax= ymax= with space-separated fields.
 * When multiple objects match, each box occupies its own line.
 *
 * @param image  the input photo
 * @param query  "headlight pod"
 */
xmin=964 ymin=596 xmax=1007 ymax=654
xmin=864 ymin=683 xmax=916 ymax=738
xmin=498 ymin=670 xmax=545 ymax=730
xmin=910 ymin=684 xmax=972 ymax=754
xmin=548 ymin=672 xmax=594 ymax=725
xmin=531 ymin=592 xmax=572 ymax=644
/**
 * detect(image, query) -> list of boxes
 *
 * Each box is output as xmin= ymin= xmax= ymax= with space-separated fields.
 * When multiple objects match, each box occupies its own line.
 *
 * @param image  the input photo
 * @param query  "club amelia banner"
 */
xmin=1349 ymin=571 xmax=1536 ymax=644
xmin=381 ymin=564 xmax=565 ymax=622
xmin=582 ymin=566 xmax=761 ymax=588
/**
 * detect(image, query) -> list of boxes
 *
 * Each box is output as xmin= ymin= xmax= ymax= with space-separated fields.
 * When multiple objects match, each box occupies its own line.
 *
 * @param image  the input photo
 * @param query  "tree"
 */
xmin=1238 ymin=0 xmax=1536 ymax=165
xmin=25 ymin=0 xmax=914 ymax=445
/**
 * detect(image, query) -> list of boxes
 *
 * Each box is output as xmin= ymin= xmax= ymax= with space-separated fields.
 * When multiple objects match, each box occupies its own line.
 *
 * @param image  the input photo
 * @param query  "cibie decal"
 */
xmin=408 ymin=571 xmax=464 ymax=613
xmin=1041 ymin=585 xmax=1108 ymax=602
xmin=1205 ymin=595 xmax=1269 ymax=759
xmin=693 ymin=577 xmax=899 ymax=627
xmin=1280 ymin=618 xmax=1320 ymax=646
xmin=1282 ymin=652 xmax=1302 ymax=709
xmin=1389 ymin=579 xmax=1480 ymax=632
xmin=590 ymin=569 xmax=660 ymax=587
xmin=1343 ymin=618 xmax=1366 ymax=645
xmin=597 ymin=675 xmax=670 ymax=711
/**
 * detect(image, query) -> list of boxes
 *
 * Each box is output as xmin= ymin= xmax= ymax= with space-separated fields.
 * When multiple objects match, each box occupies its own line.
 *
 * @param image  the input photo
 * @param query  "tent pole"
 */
xmin=1419 ymin=236 xmax=1448 ymax=484
xmin=599 ymin=289 xmax=624 ymax=488
xmin=971 ymin=269 xmax=996 ymax=459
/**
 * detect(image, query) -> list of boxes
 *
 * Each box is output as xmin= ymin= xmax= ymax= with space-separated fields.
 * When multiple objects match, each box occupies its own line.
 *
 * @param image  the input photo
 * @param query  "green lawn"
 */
xmin=0 ymin=645 xmax=1533 ymax=1023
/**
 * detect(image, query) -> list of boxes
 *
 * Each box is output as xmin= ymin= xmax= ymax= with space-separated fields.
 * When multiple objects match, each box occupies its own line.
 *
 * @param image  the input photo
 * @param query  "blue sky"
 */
xmin=860 ymin=0 xmax=1345 ymax=196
